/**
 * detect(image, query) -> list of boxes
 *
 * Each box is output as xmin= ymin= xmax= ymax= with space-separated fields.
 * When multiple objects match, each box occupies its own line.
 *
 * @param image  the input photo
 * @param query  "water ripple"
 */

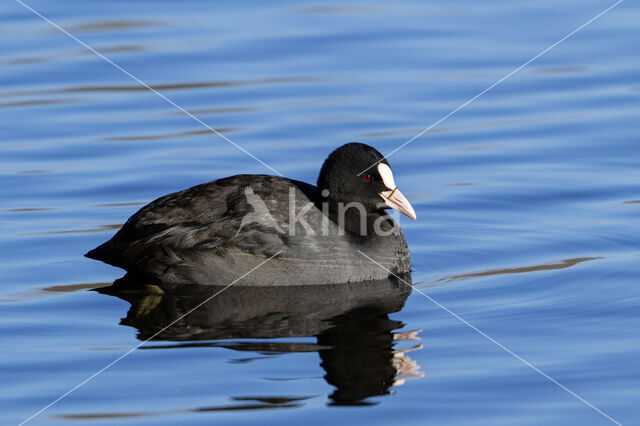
xmin=437 ymin=257 xmax=603 ymax=283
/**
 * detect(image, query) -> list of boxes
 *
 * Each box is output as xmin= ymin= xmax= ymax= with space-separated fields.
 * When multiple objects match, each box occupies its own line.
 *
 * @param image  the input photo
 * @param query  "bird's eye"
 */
xmin=363 ymin=174 xmax=371 ymax=182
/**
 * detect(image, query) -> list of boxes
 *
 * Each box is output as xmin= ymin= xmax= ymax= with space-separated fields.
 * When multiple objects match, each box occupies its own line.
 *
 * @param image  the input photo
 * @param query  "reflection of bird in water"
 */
xmin=98 ymin=273 xmax=423 ymax=407
xmin=317 ymin=307 xmax=423 ymax=405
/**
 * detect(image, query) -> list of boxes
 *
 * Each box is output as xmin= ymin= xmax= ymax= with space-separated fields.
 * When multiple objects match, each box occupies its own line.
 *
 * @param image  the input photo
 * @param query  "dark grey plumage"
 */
xmin=86 ymin=143 xmax=412 ymax=285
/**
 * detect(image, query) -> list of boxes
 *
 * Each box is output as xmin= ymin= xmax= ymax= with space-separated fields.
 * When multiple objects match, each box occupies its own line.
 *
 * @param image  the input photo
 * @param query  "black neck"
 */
xmin=320 ymin=197 xmax=389 ymax=237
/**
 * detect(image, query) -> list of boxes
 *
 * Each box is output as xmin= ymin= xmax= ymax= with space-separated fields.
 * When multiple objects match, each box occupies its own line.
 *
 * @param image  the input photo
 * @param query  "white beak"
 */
xmin=380 ymin=187 xmax=417 ymax=220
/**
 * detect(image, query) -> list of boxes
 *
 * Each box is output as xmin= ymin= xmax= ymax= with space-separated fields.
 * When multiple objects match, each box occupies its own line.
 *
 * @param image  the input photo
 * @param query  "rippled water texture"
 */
xmin=1 ymin=0 xmax=639 ymax=425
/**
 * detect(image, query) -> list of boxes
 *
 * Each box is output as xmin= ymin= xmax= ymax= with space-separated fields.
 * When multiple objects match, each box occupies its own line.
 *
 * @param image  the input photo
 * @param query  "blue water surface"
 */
xmin=1 ymin=0 xmax=639 ymax=425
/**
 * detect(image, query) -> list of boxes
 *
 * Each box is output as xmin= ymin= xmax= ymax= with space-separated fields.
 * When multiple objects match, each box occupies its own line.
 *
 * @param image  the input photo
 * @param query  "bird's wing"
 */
xmin=86 ymin=175 xmax=303 ymax=268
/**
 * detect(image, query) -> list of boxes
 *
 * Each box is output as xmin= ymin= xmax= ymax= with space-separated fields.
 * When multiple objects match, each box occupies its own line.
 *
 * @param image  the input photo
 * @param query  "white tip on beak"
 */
xmin=377 ymin=163 xmax=416 ymax=220
xmin=380 ymin=187 xmax=417 ymax=220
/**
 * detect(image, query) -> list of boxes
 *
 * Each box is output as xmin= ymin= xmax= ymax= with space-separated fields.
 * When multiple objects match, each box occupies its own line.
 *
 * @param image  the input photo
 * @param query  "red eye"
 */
xmin=363 ymin=174 xmax=371 ymax=182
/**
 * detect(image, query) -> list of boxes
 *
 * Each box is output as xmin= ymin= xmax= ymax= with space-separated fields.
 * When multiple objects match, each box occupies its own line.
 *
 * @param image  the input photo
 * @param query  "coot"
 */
xmin=86 ymin=143 xmax=416 ymax=285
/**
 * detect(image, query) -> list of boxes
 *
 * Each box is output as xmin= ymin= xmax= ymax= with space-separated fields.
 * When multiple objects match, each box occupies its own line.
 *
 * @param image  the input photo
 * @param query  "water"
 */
xmin=1 ymin=0 xmax=639 ymax=424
